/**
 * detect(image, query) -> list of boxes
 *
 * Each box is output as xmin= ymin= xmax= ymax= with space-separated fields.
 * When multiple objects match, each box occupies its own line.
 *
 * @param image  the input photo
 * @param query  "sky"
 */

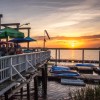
xmin=0 ymin=0 xmax=100 ymax=48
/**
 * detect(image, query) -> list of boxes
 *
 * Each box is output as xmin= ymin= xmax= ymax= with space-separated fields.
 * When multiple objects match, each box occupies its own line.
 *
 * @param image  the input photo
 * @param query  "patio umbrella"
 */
xmin=9 ymin=36 xmax=36 ymax=49
xmin=24 ymin=36 xmax=36 ymax=49
xmin=9 ymin=38 xmax=27 ymax=43
xmin=0 ymin=27 xmax=24 ymax=39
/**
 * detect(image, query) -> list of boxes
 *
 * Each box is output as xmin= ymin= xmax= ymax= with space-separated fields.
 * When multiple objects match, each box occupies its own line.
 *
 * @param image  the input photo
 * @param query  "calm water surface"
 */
xmin=50 ymin=50 xmax=99 ymax=60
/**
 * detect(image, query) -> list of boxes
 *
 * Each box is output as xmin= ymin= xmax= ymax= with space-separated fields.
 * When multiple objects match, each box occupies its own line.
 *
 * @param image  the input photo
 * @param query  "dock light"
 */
xmin=0 ymin=14 xmax=3 ymax=18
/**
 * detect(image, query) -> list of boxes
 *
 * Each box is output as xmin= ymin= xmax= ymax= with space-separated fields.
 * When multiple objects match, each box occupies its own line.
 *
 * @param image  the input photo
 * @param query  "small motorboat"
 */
xmin=61 ymin=78 xmax=85 ymax=86
xmin=75 ymin=63 xmax=95 ymax=67
xmin=75 ymin=63 xmax=95 ymax=74
xmin=50 ymin=65 xmax=80 ymax=77
xmin=50 ymin=65 xmax=70 ymax=73
xmin=53 ymin=70 xmax=80 ymax=77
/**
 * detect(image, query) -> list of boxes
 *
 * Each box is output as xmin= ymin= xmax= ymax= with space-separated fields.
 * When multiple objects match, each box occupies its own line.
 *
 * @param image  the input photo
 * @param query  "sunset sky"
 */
xmin=0 ymin=0 xmax=100 ymax=48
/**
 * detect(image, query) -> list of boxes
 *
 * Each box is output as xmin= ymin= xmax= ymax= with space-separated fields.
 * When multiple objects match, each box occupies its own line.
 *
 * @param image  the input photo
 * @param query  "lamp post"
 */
xmin=19 ymin=23 xmax=30 ymax=50
xmin=19 ymin=23 xmax=30 ymax=27
xmin=0 ymin=14 xmax=3 ymax=29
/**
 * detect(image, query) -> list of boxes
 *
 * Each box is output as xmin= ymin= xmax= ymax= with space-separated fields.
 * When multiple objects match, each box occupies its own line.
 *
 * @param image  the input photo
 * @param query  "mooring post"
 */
xmin=34 ymin=76 xmax=38 ymax=100
xmin=55 ymin=49 xmax=57 ymax=65
xmin=27 ymin=83 xmax=30 ymax=100
xmin=42 ymin=67 xmax=47 ymax=99
xmin=82 ymin=49 xmax=84 ymax=63
xmin=20 ymin=87 xmax=23 ymax=100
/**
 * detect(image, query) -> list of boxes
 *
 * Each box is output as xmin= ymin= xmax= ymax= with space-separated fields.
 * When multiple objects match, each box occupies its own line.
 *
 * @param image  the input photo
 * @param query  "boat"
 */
xmin=50 ymin=65 xmax=70 ymax=73
xmin=53 ymin=70 xmax=80 ymax=77
xmin=50 ymin=65 xmax=80 ymax=77
xmin=75 ymin=63 xmax=95 ymax=67
xmin=61 ymin=78 xmax=86 ymax=86
xmin=75 ymin=63 xmax=95 ymax=74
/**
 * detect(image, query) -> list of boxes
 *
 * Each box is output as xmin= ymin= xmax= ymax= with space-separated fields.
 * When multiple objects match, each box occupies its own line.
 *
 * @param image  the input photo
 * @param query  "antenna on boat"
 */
xmin=43 ymin=30 xmax=50 ymax=49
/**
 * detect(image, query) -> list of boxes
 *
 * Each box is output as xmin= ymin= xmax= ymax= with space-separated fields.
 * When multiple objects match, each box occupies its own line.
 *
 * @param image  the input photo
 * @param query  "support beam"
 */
xmin=0 ymin=23 xmax=20 ymax=27
xmin=34 ymin=76 xmax=38 ymax=100
xmin=27 ymin=28 xmax=30 ymax=49
xmin=15 ymin=27 xmax=31 ymax=30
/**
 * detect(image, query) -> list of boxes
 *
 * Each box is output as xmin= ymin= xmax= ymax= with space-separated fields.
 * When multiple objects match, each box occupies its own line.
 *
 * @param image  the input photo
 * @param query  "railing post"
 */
xmin=55 ymin=49 xmax=57 ymax=65
xmin=25 ymin=55 xmax=28 ymax=71
xmin=99 ymin=49 xmax=100 ymax=67
xmin=10 ymin=57 xmax=13 ymax=80
xmin=58 ymin=49 xmax=60 ymax=62
xmin=82 ymin=49 xmax=84 ymax=63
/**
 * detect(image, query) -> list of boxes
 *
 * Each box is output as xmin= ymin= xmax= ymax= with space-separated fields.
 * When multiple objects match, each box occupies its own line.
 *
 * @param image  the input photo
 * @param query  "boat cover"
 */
xmin=50 ymin=65 xmax=70 ymax=73
xmin=75 ymin=63 xmax=95 ymax=67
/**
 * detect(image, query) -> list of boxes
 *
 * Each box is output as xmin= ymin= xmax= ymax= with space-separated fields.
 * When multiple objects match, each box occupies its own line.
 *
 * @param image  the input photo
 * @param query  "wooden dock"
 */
xmin=48 ymin=71 xmax=100 ymax=84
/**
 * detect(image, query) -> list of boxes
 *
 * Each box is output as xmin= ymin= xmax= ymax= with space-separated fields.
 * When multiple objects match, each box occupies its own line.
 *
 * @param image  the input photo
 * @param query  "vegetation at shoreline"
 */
xmin=68 ymin=85 xmax=100 ymax=100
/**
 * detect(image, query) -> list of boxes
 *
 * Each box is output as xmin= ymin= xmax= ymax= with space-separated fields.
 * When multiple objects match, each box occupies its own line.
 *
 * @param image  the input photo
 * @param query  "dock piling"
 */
xmin=34 ymin=76 xmax=38 ymax=100
xmin=20 ymin=88 xmax=23 ymax=100
xmin=42 ymin=66 xmax=47 ymax=99
xmin=4 ymin=92 xmax=9 ymax=100
xmin=27 ymin=83 xmax=30 ymax=100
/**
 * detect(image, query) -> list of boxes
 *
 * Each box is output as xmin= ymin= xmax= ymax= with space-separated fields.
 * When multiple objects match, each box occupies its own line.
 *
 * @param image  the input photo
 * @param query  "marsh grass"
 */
xmin=68 ymin=85 xmax=100 ymax=100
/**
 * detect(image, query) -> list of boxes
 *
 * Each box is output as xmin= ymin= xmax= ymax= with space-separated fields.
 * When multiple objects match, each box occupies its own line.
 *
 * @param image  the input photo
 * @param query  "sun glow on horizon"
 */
xmin=66 ymin=40 xmax=84 ymax=48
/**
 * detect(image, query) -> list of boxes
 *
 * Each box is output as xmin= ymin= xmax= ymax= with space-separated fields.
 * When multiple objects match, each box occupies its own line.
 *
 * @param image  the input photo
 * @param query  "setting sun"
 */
xmin=66 ymin=40 xmax=84 ymax=48
xmin=71 ymin=41 xmax=76 ymax=48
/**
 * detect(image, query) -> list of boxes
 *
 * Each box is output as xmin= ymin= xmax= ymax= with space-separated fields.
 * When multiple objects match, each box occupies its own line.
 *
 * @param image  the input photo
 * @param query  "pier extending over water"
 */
xmin=0 ymin=47 xmax=100 ymax=100
xmin=0 ymin=50 xmax=50 ymax=100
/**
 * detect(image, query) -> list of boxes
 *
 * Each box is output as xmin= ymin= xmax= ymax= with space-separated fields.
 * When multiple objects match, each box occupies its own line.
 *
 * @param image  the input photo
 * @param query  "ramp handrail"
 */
xmin=0 ymin=51 xmax=50 ymax=83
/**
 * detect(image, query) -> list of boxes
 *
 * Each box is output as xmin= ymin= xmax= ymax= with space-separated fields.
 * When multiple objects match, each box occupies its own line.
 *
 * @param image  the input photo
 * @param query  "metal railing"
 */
xmin=0 ymin=51 xmax=50 ymax=83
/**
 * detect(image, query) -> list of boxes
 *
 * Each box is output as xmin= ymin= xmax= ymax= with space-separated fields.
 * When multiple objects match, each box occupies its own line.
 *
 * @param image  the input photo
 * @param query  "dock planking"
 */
xmin=48 ymin=70 xmax=100 ymax=84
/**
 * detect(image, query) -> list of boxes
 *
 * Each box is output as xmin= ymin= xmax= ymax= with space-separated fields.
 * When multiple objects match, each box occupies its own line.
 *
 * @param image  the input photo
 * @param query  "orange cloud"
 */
xmin=21 ymin=34 xmax=100 ymax=48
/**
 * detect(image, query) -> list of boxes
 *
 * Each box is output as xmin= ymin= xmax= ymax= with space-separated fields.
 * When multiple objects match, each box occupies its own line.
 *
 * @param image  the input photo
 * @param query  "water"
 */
xmin=51 ymin=50 xmax=99 ymax=60
xmin=47 ymin=81 xmax=83 ymax=100
xmin=50 ymin=50 xmax=99 ymax=66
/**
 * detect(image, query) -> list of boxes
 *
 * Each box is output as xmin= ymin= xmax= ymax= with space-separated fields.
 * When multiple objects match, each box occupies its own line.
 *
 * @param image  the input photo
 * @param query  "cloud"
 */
xmin=33 ymin=34 xmax=100 ymax=40
xmin=0 ymin=0 xmax=100 ymax=37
